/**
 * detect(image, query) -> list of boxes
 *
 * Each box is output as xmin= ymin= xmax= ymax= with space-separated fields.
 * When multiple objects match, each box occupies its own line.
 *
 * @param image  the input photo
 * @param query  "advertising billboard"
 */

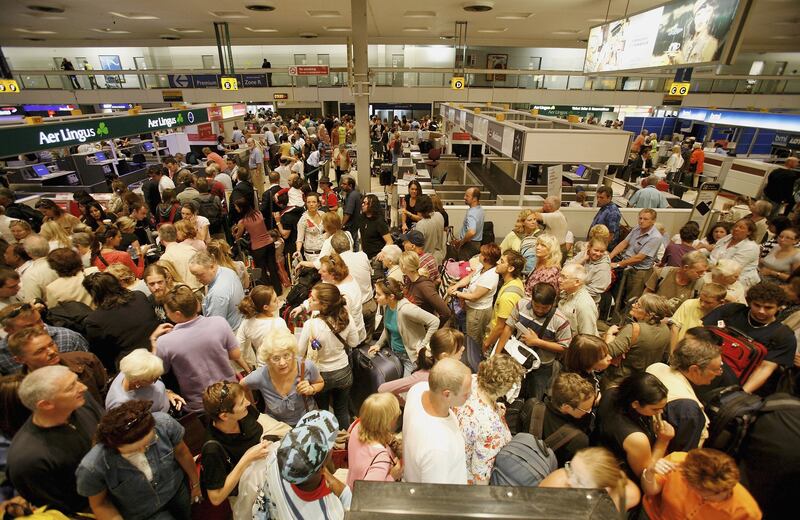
xmin=584 ymin=0 xmax=749 ymax=73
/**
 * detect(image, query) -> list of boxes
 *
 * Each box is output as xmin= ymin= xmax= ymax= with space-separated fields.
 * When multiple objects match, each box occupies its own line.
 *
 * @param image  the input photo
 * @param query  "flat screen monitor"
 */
xmin=575 ymin=165 xmax=587 ymax=178
xmin=32 ymin=164 xmax=50 ymax=177
xmin=95 ymin=152 xmax=107 ymax=161
xmin=583 ymin=0 xmax=748 ymax=73
xmin=142 ymin=142 xmax=155 ymax=152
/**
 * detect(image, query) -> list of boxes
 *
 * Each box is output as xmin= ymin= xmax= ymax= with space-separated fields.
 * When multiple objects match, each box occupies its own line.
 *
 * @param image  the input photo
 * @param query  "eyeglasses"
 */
xmin=269 ymin=353 xmax=293 ymax=364
xmin=215 ymin=382 xmax=232 ymax=416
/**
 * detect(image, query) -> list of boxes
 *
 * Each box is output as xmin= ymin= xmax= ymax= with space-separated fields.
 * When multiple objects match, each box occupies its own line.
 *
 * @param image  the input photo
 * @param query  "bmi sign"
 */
xmin=288 ymin=65 xmax=330 ymax=76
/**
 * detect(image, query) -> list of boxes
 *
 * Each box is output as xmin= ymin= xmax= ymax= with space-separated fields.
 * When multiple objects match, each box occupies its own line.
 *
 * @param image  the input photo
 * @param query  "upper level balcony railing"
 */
xmin=9 ymin=66 xmax=800 ymax=96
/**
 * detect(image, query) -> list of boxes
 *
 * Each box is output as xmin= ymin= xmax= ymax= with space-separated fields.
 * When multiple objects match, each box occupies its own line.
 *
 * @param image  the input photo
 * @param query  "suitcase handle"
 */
xmin=711 ymin=325 xmax=762 ymax=346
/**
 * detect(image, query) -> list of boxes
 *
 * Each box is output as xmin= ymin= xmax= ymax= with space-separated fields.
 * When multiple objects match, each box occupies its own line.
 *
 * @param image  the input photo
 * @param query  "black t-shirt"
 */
xmin=403 ymin=195 xmax=419 ymax=217
xmin=85 ymin=291 xmax=160 ymax=370
xmin=281 ymin=209 xmax=303 ymax=255
xmin=201 ymin=406 xmax=263 ymax=491
xmin=7 ymin=396 xmax=102 ymax=513
xmin=359 ymin=215 xmax=390 ymax=259
xmin=542 ymin=400 xmax=590 ymax=467
xmin=764 ymin=167 xmax=799 ymax=203
xmin=439 ymin=209 xmax=449 ymax=228
xmin=595 ymin=388 xmax=657 ymax=481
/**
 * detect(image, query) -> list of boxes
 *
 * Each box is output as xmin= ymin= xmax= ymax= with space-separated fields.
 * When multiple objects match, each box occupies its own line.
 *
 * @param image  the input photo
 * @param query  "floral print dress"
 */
xmin=455 ymin=376 xmax=511 ymax=484
xmin=525 ymin=266 xmax=561 ymax=296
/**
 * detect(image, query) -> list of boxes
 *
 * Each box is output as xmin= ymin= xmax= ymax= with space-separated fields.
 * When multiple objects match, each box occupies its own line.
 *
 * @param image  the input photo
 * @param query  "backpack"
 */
xmin=45 ymin=301 xmax=92 ymax=336
xmin=489 ymin=432 xmax=557 ymax=487
xmin=196 ymin=194 xmax=223 ymax=234
xmin=9 ymin=203 xmax=44 ymax=232
xmin=523 ymin=398 xmax=584 ymax=448
xmin=481 ymin=221 xmax=495 ymax=245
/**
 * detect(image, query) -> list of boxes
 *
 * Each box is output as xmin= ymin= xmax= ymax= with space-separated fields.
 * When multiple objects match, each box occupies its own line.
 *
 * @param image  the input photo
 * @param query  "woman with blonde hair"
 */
xmin=297 ymin=282 xmax=359 ymax=428
xmin=237 ymin=285 xmax=290 ymax=366
xmin=500 ymin=209 xmax=541 ymax=274
xmin=525 ymin=233 xmax=563 ymax=295
xmin=457 ymin=354 xmax=525 ymax=485
xmin=603 ymin=293 xmax=673 ymax=388
xmin=296 ymin=211 xmax=353 ymax=270
xmin=207 ymin=239 xmax=248 ymax=288
xmin=180 ymin=201 xmax=210 ymax=243
xmin=240 ymin=328 xmax=323 ymax=427
xmin=40 ymin=220 xmax=72 ymax=251
xmin=105 ymin=262 xmax=150 ymax=295
xmin=541 ymin=447 xmax=640 ymax=512
xmin=346 ymin=393 xmax=402 ymax=487
xmin=113 ymin=216 xmax=140 ymax=252
xmin=175 ymin=219 xmax=206 ymax=251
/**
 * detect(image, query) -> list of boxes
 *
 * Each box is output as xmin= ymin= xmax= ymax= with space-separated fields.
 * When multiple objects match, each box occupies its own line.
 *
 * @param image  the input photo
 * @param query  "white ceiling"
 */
xmin=3 ymin=0 xmax=799 ymax=52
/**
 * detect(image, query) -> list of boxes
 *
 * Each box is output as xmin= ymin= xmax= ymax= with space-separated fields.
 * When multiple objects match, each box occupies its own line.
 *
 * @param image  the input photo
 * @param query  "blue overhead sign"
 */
xmin=678 ymin=108 xmax=800 ymax=133
xmin=193 ymin=75 xmax=219 ymax=88
xmin=240 ymin=74 xmax=268 ymax=87
xmin=167 ymin=74 xmax=194 ymax=88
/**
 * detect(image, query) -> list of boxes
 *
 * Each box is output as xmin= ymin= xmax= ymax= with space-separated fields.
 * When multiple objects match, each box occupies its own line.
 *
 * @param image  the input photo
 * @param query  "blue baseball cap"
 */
xmin=277 ymin=410 xmax=339 ymax=484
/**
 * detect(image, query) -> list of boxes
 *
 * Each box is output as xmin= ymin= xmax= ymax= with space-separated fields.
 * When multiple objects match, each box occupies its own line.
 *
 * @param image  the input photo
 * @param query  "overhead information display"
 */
xmin=584 ymin=0 xmax=747 ymax=73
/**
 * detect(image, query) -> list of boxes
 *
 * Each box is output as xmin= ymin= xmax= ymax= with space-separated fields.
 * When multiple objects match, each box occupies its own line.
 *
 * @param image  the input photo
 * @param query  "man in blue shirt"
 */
xmin=450 ymin=187 xmax=484 ymax=261
xmin=188 ymin=251 xmax=244 ymax=331
xmin=608 ymin=208 xmax=663 ymax=306
xmin=628 ymin=176 xmax=669 ymax=209
xmin=589 ymin=186 xmax=621 ymax=246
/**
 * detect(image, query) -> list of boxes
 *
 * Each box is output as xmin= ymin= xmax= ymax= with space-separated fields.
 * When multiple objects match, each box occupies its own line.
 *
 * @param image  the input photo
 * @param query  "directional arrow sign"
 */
xmin=168 ymin=74 xmax=194 ymax=88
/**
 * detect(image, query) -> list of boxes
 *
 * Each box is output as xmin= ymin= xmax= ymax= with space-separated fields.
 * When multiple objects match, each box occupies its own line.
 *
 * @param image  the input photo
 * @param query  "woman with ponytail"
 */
xmin=540 ymin=447 xmax=640 ymax=512
xmin=378 ymin=327 xmax=465 ymax=402
xmin=297 ymin=282 xmax=359 ymax=429
xmin=369 ymin=278 xmax=439 ymax=375
xmin=90 ymin=225 xmax=149 ymax=278
xmin=236 ymin=285 xmax=290 ymax=366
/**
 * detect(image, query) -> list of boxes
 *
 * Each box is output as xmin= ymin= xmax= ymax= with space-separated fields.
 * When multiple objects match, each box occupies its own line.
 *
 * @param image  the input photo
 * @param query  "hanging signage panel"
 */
xmin=0 ymin=108 xmax=209 ymax=157
xmin=679 ymin=108 xmax=800 ymax=133
xmin=501 ymin=126 xmax=515 ymax=158
xmin=511 ymin=129 xmax=525 ymax=162
xmin=464 ymin=113 xmax=475 ymax=133
xmin=487 ymin=121 xmax=504 ymax=151
xmin=473 ymin=117 xmax=488 ymax=142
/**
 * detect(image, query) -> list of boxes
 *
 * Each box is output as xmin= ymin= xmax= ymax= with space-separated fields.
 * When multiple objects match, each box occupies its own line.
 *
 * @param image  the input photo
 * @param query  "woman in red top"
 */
xmin=232 ymin=195 xmax=282 ymax=296
xmin=91 ymin=225 xmax=148 ymax=278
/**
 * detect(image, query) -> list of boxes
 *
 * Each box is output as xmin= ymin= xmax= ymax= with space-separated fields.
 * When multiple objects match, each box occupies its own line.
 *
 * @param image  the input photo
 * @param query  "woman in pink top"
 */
xmin=175 ymin=219 xmax=207 ymax=251
xmin=232 ymin=194 xmax=282 ymax=296
xmin=91 ymin=225 xmax=148 ymax=278
xmin=346 ymin=393 xmax=402 ymax=488
xmin=202 ymin=146 xmax=227 ymax=171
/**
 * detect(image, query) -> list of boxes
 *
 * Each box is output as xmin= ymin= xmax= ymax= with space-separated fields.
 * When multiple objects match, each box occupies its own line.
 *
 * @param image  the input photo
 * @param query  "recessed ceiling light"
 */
xmin=462 ymin=2 xmax=494 ymax=13
xmin=209 ymin=11 xmax=248 ymax=19
xmin=587 ymin=17 xmax=614 ymax=23
xmin=169 ymin=28 xmax=204 ymax=33
xmin=109 ymin=12 xmax=159 ymax=20
xmin=245 ymin=4 xmax=275 ymax=11
xmin=403 ymin=27 xmax=430 ymax=32
xmin=90 ymin=28 xmax=131 ymax=34
xmin=477 ymin=28 xmax=507 ymax=33
xmin=496 ymin=13 xmax=533 ymax=20
xmin=13 ymin=28 xmax=57 ymax=34
xmin=307 ymin=10 xmax=341 ymax=18
xmin=552 ymin=30 xmax=580 ymax=35
xmin=324 ymin=27 xmax=351 ymax=32
xmin=404 ymin=11 xmax=435 ymax=18
xmin=299 ymin=32 xmax=319 ymax=38
xmin=27 ymin=5 xmax=65 ymax=13
xmin=244 ymin=27 xmax=278 ymax=33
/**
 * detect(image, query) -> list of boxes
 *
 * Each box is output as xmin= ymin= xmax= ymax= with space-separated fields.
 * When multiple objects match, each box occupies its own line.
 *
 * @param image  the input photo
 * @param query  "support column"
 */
xmin=351 ymin=0 xmax=371 ymax=190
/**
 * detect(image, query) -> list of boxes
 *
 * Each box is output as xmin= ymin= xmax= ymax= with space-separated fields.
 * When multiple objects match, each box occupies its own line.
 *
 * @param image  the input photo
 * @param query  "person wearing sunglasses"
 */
xmin=76 ymin=399 xmax=200 ymax=519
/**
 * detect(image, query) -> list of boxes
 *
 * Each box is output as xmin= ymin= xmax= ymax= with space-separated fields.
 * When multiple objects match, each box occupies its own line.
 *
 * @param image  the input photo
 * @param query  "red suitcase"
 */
xmin=707 ymin=326 xmax=768 ymax=385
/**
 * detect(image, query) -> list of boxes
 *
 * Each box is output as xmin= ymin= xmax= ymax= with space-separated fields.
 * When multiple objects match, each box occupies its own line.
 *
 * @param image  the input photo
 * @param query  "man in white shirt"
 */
xmin=263 ymin=125 xmax=277 ymax=146
xmin=158 ymin=224 xmax=203 ymax=290
xmin=19 ymin=235 xmax=58 ymax=303
xmin=155 ymin=160 xmax=177 ymax=193
xmin=533 ymin=196 xmax=568 ymax=251
xmin=403 ymin=358 xmax=471 ymax=484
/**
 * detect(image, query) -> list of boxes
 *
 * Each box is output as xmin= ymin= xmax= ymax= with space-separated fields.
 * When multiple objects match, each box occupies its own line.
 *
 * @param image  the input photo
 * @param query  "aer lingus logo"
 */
xmin=97 ymin=122 xmax=109 ymax=136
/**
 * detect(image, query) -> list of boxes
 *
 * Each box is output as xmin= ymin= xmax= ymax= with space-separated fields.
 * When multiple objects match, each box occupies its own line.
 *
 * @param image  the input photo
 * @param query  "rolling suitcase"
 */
xmin=707 ymin=326 xmax=768 ymax=385
xmin=350 ymin=345 xmax=403 ymax=414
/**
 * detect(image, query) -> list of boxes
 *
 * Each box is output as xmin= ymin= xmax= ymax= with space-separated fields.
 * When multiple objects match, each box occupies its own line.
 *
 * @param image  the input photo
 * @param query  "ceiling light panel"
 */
xmin=477 ymin=28 xmax=508 ymax=33
xmin=209 ymin=11 xmax=248 ymax=19
xmin=403 ymin=27 xmax=430 ymax=32
xmin=90 ymin=28 xmax=131 ymax=34
xmin=245 ymin=27 xmax=278 ymax=33
xmin=13 ymin=28 xmax=57 ymax=34
xmin=496 ymin=13 xmax=533 ymax=20
xmin=109 ymin=12 xmax=159 ymax=20
xmin=169 ymin=28 xmax=204 ymax=33
xmin=307 ymin=10 xmax=341 ymax=18
xmin=324 ymin=27 xmax=351 ymax=32
xmin=404 ymin=11 xmax=435 ymax=18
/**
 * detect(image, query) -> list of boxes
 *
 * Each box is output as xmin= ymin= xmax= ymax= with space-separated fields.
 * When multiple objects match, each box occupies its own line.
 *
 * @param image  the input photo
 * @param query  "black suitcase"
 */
xmin=350 ymin=345 xmax=403 ymax=414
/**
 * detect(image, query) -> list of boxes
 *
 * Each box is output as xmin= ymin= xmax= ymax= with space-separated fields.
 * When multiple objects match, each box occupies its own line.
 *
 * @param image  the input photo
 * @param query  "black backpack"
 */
xmin=46 ymin=301 xmax=92 ymax=336
xmin=196 ymin=194 xmax=223 ymax=233
xmin=8 ymin=203 xmax=44 ymax=232
xmin=705 ymin=386 xmax=767 ymax=459
xmin=522 ymin=398 xmax=583 ymax=451
xmin=481 ymin=221 xmax=495 ymax=245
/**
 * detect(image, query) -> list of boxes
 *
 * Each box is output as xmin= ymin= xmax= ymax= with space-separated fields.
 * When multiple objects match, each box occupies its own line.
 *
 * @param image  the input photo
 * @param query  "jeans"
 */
xmin=315 ymin=365 xmax=353 ymax=430
xmin=394 ymin=348 xmax=416 ymax=377
xmin=157 ymin=479 xmax=191 ymax=520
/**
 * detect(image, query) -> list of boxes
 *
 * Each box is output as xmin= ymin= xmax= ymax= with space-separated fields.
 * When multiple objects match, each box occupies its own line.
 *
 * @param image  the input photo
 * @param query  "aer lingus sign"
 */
xmin=0 ymin=108 xmax=209 ymax=157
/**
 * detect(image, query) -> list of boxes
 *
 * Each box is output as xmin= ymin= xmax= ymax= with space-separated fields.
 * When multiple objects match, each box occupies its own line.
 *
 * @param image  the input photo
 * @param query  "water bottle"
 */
xmin=128 ymin=245 xmax=138 ymax=261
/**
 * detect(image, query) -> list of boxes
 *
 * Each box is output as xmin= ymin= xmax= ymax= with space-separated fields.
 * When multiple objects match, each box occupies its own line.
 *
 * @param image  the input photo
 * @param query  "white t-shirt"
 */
xmin=540 ymin=210 xmax=568 ymax=245
xmin=340 ymin=251 xmax=374 ymax=302
xmin=336 ymin=278 xmax=367 ymax=344
xmin=195 ymin=215 xmax=210 ymax=230
xmin=402 ymin=382 xmax=468 ymax=484
xmin=466 ymin=267 xmax=499 ymax=311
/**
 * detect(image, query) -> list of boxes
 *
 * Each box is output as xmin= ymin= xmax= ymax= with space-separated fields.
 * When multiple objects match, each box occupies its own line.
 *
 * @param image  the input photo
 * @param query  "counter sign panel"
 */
xmin=220 ymin=77 xmax=239 ymax=90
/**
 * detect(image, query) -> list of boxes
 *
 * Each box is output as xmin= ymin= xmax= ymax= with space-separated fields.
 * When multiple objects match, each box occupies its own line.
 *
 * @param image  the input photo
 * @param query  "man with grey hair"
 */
xmin=533 ymin=196 xmax=568 ymax=253
xmin=558 ymin=263 xmax=599 ymax=336
xmin=628 ymin=175 xmax=669 ymax=209
xmin=189 ymin=251 xmax=244 ymax=330
xmin=19 ymin=234 xmax=58 ymax=302
xmin=159 ymin=223 xmax=202 ymax=290
xmin=748 ymin=199 xmax=773 ymax=244
xmin=645 ymin=250 xmax=709 ymax=312
xmin=7 ymin=365 xmax=102 ymax=513
xmin=647 ymin=337 xmax=723 ymax=451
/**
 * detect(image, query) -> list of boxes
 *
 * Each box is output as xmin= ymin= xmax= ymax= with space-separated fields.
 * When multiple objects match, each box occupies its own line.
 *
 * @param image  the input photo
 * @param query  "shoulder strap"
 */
xmin=630 ymin=322 xmax=641 ymax=346
xmin=543 ymin=425 xmax=583 ymax=451
xmin=530 ymin=401 xmax=546 ymax=439
xmin=761 ymin=397 xmax=800 ymax=413
xmin=654 ymin=267 xmax=674 ymax=292
xmin=504 ymin=285 xmax=525 ymax=298
xmin=201 ymin=440 xmax=231 ymax=466
xmin=324 ymin=319 xmax=350 ymax=350
xmin=534 ymin=305 xmax=558 ymax=337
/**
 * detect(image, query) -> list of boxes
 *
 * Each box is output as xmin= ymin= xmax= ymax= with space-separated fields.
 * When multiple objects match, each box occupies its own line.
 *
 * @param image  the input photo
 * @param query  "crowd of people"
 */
xmin=0 ymin=110 xmax=797 ymax=520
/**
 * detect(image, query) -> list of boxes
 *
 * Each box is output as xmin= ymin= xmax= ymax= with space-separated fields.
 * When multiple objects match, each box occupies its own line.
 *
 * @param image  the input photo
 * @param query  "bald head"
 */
xmin=428 ymin=358 xmax=472 ymax=408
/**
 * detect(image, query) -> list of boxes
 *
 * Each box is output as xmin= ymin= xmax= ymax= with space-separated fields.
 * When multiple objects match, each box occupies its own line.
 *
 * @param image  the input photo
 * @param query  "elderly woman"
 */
xmin=603 ymin=293 xmax=673 ymax=389
xmin=456 ymin=354 xmax=525 ymax=485
xmin=45 ymin=247 xmax=94 ymax=308
xmin=567 ymin=237 xmax=612 ymax=304
xmin=525 ymin=233 xmax=562 ymax=295
xmin=71 ymin=231 xmax=93 ymax=267
xmin=35 ymin=198 xmax=81 ymax=234
xmin=500 ymin=209 xmax=541 ymax=274
xmin=710 ymin=218 xmax=761 ymax=289
xmin=347 ymin=393 xmax=403 ymax=487
xmin=105 ymin=349 xmax=185 ymax=413
xmin=642 ymin=448 xmax=761 ymax=519
xmin=703 ymin=258 xmax=746 ymax=303
xmin=376 ymin=244 xmax=403 ymax=283
xmin=76 ymin=400 xmax=200 ymax=520
xmin=370 ymin=278 xmax=439 ymax=375
xmin=241 ymin=328 xmax=324 ymax=427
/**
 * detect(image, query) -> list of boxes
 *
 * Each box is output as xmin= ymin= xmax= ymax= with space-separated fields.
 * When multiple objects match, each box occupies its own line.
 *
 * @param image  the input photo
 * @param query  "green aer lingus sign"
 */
xmin=0 ymin=108 xmax=209 ymax=158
